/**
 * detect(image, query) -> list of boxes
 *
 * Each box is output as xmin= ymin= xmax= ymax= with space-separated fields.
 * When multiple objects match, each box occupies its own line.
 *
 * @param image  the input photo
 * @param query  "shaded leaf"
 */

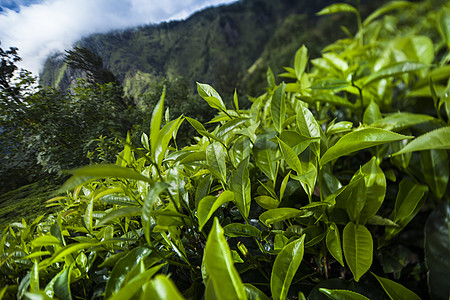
xmin=343 ymin=223 xmax=373 ymax=282
xmin=372 ymin=273 xmax=421 ymax=300
xmin=319 ymin=288 xmax=370 ymax=300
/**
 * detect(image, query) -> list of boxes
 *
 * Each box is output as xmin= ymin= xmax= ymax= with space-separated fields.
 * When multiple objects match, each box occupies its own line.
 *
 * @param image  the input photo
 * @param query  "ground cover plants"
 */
xmin=1 ymin=0 xmax=449 ymax=299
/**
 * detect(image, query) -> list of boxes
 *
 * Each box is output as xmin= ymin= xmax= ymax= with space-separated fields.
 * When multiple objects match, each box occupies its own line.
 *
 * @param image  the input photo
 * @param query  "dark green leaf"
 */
xmin=421 ymin=149 xmax=449 ymax=199
xmin=372 ymin=273 xmax=421 ymax=300
xmin=142 ymin=182 xmax=168 ymax=246
xmin=230 ymin=157 xmax=251 ymax=218
xmin=105 ymin=246 xmax=152 ymax=298
xmin=206 ymin=142 xmax=227 ymax=183
xmin=54 ymin=265 xmax=73 ymax=300
xmin=424 ymin=202 xmax=450 ymax=300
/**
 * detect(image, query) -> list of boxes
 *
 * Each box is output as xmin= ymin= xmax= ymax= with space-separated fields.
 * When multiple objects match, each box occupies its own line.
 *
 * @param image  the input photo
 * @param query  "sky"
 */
xmin=0 ymin=0 xmax=237 ymax=76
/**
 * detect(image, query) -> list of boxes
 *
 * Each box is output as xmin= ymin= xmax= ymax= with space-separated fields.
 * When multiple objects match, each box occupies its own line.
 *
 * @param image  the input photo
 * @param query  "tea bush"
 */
xmin=1 ymin=1 xmax=449 ymax=299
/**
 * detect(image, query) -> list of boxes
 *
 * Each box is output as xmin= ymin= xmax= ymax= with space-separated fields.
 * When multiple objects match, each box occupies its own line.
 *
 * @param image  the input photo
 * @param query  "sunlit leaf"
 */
xmin=393 ymin=127 xmax=450 ymax=155
xmin=271 ymin=235 xmax=306 ymax=300
xmin=260 ymin=208 xmax=312 ymax=226
xmin=326 ymin=223 xmax=344 ymax=266
xmin=319 ymin=288 xmax=370 ymax=300
xmin=203 ymin=218 xmax=247 ymax=300
xmin=320 ymin=128 xmax=412 ymax=165
xmin=271 ymin=83 xmax=286 ymax=133
xmin=198 ymin=191 xmax=234 ymax=231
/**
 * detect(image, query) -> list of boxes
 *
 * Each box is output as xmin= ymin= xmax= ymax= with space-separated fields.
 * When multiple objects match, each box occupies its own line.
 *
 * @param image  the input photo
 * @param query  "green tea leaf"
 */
xmin=230 ymin=157 xmax=251 ymax=218
xmin=326 ymin=223 xmax=344 ymax=266
xmin=150 ymin=86 xmax=165 ymax=158
xmin=109 ymin=264 xmax=165 ymax=300
xmin=364 ymin=61 xmax=429 ymax=86
xmin=393 ymin=127 xmax=450 ymax=155
xmin=142 ymin=182 xmax=169 ymax=246
xmin=155 ymin=116 xmax=183 ymax=167
xmin=320 ymin=128 xmax=412 ymax=165
xmin=372 ymin=112 xmax=435 ymax=131
xmin=99 ymin=207 xmax=141 ymax=226
xmin=271 ymin=235 xmax=306 ymax=300
xmin=363 ymin=100 xmax=382 ymax=125
xmin=223 ymin=223 xmax=262 ymax=238
xmin=363 ymin=1 xmax=412 ymax=26
xmin=343 ymin=223 xmax=373 ymax=282
xmin=278 ymin=138 xmax=303 ymax=174
xmin=31 ymin=235 xmax=61 ymax=247
xmin=255 ymin=196 xmax=279 ymax=210
xmin=260 ymin=208 xmax=312 ymax=226
xmin=198 ymin=191 xmax=234 ymax=231
xmin=271 ymin=83 xmax=286 ymax=133
xmin=203 ymin=218 xmax=247 ymax=300
xmin=142 ymin=275 xmax=185 ymax=300
xmin=294 ymin=45 xmax=308 ymax=80
xmin=206 ymin=142 xmax=227 ymax=184
xmin=424 ymin=202 xmax=450 ymax=300
xmin=372 ymin=273 xmax=421 ymax=300
xmin=84 ymin=197 xmax=94 ymax=232
xmin=319 ymin=288 xmax=370 ymax=300
xmin=197 ymin=82 xmax=227 ymax=112
xmin=105 ymin=246 xmax=152 ymax=298
xmin=54 ymin=265 xmax=73 ymax=300
xmin=317 ymin=3 xmax=358 ymax=16
xmin=421 ymin=149 xmax=449 ymax=199
xmin=254 ymin=133 xmax=278 ymax=182
xmin=244 ymin=284 xmax=270 ymax=300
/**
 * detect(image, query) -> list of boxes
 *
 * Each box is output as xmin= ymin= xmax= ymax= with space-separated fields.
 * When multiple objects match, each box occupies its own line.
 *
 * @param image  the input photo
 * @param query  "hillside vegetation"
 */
xmin=1 ymin=0 xmax=449 ymax=299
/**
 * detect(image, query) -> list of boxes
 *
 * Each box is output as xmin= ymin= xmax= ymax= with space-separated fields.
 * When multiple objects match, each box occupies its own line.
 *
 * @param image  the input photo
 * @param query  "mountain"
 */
xmin=39 ymin=0 xmax=378 ymax=98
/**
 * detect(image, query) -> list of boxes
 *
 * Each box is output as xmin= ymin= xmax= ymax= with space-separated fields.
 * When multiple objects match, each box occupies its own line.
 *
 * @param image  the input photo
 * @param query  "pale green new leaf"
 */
xmin=260 ymin=208 xmax=312 ymax=226
xmin=364 ymin=61 xmax=429 ymax=86
xmin=98 ymin=207 xmax=141 ymax=226
xmin=198 ymin=190 xmax=234 ymax=230
xmin=143 ymin=275 xmax=185 ymax=300
xmin=317 ymin=3 xmax=358 ymax=16
xmin=206 ymin=142 xmax=227 ymax=183
xmin=244 ymin=284 xmax=270 ymax=300
xmin=271 ymin=83 xmax=286 ymax=133
xmin=84 ymin=197 xmax=93 ymax=232
xmin=271 ymin=235 xmax=306 ymax=300
xmin=59 ymin=164 xmax=153 ymax=192
xmin=197 ymin=82 xmax=227 ymax=112
xmin=372 ymin=273 xmax=421 ymax=300
xmin=343 ymin=223 xmax=373 ymax=282
xmin=372 ymin=112 xmax=435 ymax=131
xmin=363 ymin=1 xmax=412 ymax=26
xmin=142 ymin=182 xmax=169 ymax=246
xmin=320 ymin=128 xmax=412 ymax=165
xmin=150 ymin=86 xmax=165 ymax=157
xmin=230 ymin=157 xmax=251 ymax=218
xmin=393 ymin=127 xmax=450 ymax=155
xmin=294 ymin=45 xmax=308 ymax=80
xmin=203 ymin=218 xmax=247 ymax=300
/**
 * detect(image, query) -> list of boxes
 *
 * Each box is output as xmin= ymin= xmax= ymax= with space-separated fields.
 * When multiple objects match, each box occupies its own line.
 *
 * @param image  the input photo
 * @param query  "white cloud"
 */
xmin=0 ymin=0 xmax=236 ymax=76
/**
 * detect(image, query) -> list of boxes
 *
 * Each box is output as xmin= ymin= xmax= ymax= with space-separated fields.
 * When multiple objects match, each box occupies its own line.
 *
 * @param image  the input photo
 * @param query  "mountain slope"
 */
xmin=39 ymin=0 xmax=359 ymax=97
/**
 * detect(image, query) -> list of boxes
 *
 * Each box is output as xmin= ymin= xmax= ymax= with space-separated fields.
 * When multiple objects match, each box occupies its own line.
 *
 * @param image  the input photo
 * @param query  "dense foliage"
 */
xmin=1 ymin=1 xmax=450 ymax=299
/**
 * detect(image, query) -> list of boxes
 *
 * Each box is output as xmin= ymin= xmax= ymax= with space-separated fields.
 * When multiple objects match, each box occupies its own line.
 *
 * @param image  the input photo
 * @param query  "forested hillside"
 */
xmin=39 ymin=0 xmax=382 ymax=98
